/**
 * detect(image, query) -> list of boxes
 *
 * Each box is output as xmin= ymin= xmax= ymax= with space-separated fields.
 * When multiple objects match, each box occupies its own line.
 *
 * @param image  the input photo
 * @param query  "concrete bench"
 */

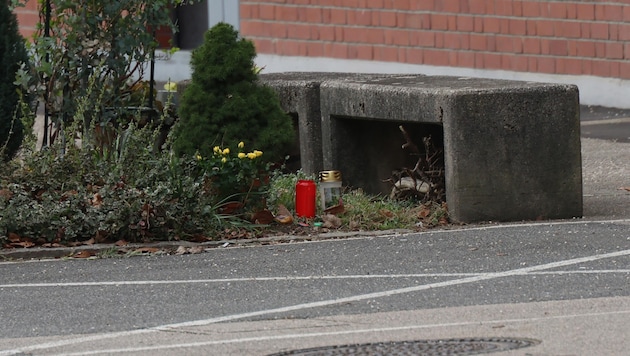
xmin=261 ymin=73 xmax=582 ymax=223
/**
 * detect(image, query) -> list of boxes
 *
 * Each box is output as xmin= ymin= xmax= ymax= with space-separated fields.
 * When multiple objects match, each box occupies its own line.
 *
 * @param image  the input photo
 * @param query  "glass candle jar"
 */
xmin=319 ymin=170 xmax=342 ymax=211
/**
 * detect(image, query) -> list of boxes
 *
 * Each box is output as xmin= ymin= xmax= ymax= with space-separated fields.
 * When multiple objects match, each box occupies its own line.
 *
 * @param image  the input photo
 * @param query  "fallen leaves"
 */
xmin=619 ymin=187 xmax=630 ymax=192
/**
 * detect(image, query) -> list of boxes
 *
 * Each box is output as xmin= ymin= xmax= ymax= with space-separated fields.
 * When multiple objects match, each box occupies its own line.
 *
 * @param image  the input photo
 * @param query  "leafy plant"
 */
xmin=0 ymin=0 xmax=30 ymax=161
xmin=174 ymin=22 xmax=295 ymax=163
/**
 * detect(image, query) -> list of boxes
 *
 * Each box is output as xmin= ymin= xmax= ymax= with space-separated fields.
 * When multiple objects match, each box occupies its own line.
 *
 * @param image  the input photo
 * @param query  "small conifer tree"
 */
xmin=174 ymin=23 xmax=294 ymax=162
xmin=0 ymin=1 xmax=28 ymax=161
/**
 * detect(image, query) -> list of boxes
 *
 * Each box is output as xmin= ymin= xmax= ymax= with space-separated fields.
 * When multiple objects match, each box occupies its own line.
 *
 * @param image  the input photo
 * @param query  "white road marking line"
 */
xmin=48 ymin=308 xmax=630 ymax=356
xmin=2 ymin=248 xmax=629 ymax=356
xmin=1 ymin=269 xmax=629 ymax=289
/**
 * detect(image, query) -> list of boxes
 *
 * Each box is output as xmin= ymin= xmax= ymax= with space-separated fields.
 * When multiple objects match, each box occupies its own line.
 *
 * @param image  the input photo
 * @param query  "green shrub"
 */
xmin=174 ymin=23 xmax=294 ymax=163
xmin=0 ymin=1 xmax=29 ymax=161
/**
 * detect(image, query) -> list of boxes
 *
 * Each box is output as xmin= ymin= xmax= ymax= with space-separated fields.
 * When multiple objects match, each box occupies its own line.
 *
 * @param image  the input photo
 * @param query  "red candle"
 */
xmin=295 ymin=180 xmax=316 ymax=218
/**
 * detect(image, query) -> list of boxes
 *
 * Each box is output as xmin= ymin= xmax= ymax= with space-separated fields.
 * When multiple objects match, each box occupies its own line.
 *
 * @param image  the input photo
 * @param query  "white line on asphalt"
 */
xmin=1 ymin=269 xmax=629 ymax=288
xmin=2 ymin=248 xmax=629 ymax=356
xmin=47 ymin=308 xmax=630 ymax=356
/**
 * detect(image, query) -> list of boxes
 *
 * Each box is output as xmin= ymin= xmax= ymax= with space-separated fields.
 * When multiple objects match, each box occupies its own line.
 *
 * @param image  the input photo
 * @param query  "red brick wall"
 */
xmin=13 ymin=1 xmax=40 ymax=39
xmin=240 ymin=0 xmax=630 ymax=79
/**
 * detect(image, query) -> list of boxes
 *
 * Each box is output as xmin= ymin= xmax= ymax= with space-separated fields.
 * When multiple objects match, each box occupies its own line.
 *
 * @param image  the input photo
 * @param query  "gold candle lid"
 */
xmin=319 ymin=170 xmax=342 ymax=182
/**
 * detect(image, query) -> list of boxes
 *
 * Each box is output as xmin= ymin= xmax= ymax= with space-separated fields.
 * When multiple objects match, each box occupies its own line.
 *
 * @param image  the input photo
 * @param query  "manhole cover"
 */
xmin=267 ymin=337 xmax=541 ymax=356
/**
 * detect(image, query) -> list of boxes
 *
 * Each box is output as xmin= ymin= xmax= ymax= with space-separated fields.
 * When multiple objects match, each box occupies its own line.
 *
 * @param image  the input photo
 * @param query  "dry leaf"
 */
xmin=73 ymin=250 xmax=96 ymax=258
xmin=274 ymin=215 xmax=293 ymax=224
xmin=91 ymin=193 xmax=103 ymax=207
xmin=0 ymin=189 xmax=13 ymax=200
xmin=380 ymin=209 xmax=394 ymax=218
xmin=114 ymin=240 xmax=129 ymax=246
xmin=252 ymin=209 xmax=274 ymax=224
xmin=175 ymin=246 xmax=188 ymax=255
xmin=323 ymin=200 xmax=345 ymax=215
xmin=619 ymin=187 xmax=630 ymax=192
xmin=8 ymin=232 xmax=21 ymax=242
xmin=135 ymin=247 xmax=160 ymax=254
xmin=322 ymin=214 xmax=342 ymax=228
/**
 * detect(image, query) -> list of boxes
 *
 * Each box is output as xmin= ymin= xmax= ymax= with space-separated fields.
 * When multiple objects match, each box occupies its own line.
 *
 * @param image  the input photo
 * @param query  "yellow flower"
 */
xmin=221 ymin=157 xmax=227 ymax=163
xmin=254 ymin=150 xmax=263 ymax=157
xmin=163 ymin=81 xmax=177 ymax=92
xmin=238 ymin=152 xmax=246 ymax=159
xmin=222 ymin=148 xmax=230 ymax=155
xmin=195 ymin=153 xmax=202 ymax=161
xmin=213 ymin=146 xmax=221 ymax=154
xmin=238 ymin=141 xmax=245 ymax=149
xmin=247 ymin=152 xmax=257 ymax=159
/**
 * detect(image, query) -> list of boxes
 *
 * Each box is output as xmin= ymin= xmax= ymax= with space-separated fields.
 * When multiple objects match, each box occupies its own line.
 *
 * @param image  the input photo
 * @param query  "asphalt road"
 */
xmin=0 ymin=220 xmax=629 ymax=355
xmin=1 ymin=105 xmax=629 ymax=355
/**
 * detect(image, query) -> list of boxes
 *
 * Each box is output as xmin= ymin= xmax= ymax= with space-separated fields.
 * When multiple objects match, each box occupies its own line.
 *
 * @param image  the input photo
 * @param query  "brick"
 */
xmin=556 ymin=57 xmax=582 ymax=75
xmin=447 ymin=15 xmax=458 ymax=31
xmin=494 ymin=0 xmax=512 ymax=16
xmin=443 ymin=33 xmax=462 ymax=49
xmin=522 ymin=1 xmax=539 ymax=17
xmin=582 ymin=59 xmax=593 ymax=75
xmin=474 ymin=52 xmax=484 ymax=68
xmin=537 ymin=57 xmax=555 ymax=73
xmin=380 ymin=10 xmax=397 ymax=27
xmin=576 ymin=4 xmax=595 ymax=21
xmin=469 ymin=0 xmax=486 ymax=14
xmin=416 ymin=31 xmax=435 ymax=47
xmin=487 ymin=36 xmax=496 ymax=51
xmin=286 ymin=24 xmax=311 ymax=40
xmin=431 ymin=14 xmax=449 ymax=30
xmin=527 ymin=56 xmax=538 ymax=72
xmin=526 ymin=20 xmax=537 ymax=36
xmin=355 ymin=44 xmax=375 ymax=60
xmin=406 ymin=48 xmax=424 ymax=64
xmin=508 ymin=55 xmax=529 ymax=72
xmin=609 ymin=24 xmax=619 ymax=41
xmin=566 ymin=3 xmax=577 ymax=19
xmin=469 ymin=33 xmax=487 ymax=51
xmin=625 ymin=43 xmax=630 ymax=59
xmin=456 ymin=15 xmax=474 ymax=32
xmin=606 ymin=42 xmax=624 ymax=59
xmin=610 ymin=61 xmax=620 ymax=78
xmin=424 ymin=49 xmax=450 ymax=66
xmin=512 ymin=1 xmax=523 ymax=17
xmin=592 ymin=61 xmax=610 ymax=77
xmin=620 ymin=62 xmax=630 ymax=79
xmin=276 ymin=5 xmax=298 ymax=21
xmin=272 ymin=23 xmax=288 ymax=38
xmin=318 ymin=26 xmax=335 ymax=41
xmin=252 ymin=39 xmax=275 ymax=54
xmin=435 ymin=32 xmax=444 ymax=48
xmin=567 ymin=40 xmax=578 ymax=56
xmin=523 ymin=37 xmax=540 ymax=54
xmin=457 ymin=51 xmax=476 ymax=68
xmin=576 ymin=41 xmax=596 ymax=57
xmin=624 ymin=6 xmax=630 ymax=21
xmin=555 ymin=21 xmax=581 ymax=39
xmin=374 ymin=46 xmax=397 ymax=61
xmin=536 ymin=20 xmax=555 ymax=37
xmin=595 ymin=42 xmax=606 ymax=58
xmin=590 ymin=23 xmax=609 ymax=40
xmin=620 ymin=24 xmax=630 ymax=41
xmin=548 ymin=2 xmax=567 ymax=19
xmin=509 ymin=19 xmax=527 ymax=35
xmin=259 ymin=4 xmax=276 ymax=20
xmin=493 ymin=35 xmax=514 ymax=53
xmin=549 ymin=39 xmax=568 ymax=56
xmin=366 ymin=28 xmax=385 ymax=44
xmin=403 ymin=13 xmax=427 ymax=29
xmin=599 ymin=5 xmax=623 ymax=22
xmin=307 ymin=42 xmax=324 ymax=57
xmin=330 ymin=8 xmax=346 ymax=24
xmin=367 ymin=0 xmax=384 ymax=8
xmin=384 ymin=29 xmax=409 ymax=46
xmin=448 ymin=51 xmax=458 ymax=67
xmin=484 ymin=53 xmax=502 ymax=69
xmin=484 ymin=17 xmax=501 ymax=33
xmin=474 ymin=17 xmax=484 ymax=32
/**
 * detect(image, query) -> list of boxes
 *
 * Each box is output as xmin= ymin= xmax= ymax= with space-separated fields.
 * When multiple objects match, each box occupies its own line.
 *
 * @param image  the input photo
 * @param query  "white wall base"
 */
xmin=152 ymin=52 xmax=630 ymax=108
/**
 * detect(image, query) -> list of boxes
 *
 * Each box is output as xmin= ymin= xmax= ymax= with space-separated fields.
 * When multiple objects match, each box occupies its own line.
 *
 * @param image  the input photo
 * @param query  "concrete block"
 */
xmin=320 ymin=75 xmax=582 ymax=222
xmin=260 ymin=72 xmax=387 ymax=175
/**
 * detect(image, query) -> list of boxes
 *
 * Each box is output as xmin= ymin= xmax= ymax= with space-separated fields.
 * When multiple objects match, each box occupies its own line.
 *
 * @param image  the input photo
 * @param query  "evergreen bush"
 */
xmin=174 ymin=22 xmax=294 ymax=163
xmin=0 ymin=1 xmax=28 ymax=161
